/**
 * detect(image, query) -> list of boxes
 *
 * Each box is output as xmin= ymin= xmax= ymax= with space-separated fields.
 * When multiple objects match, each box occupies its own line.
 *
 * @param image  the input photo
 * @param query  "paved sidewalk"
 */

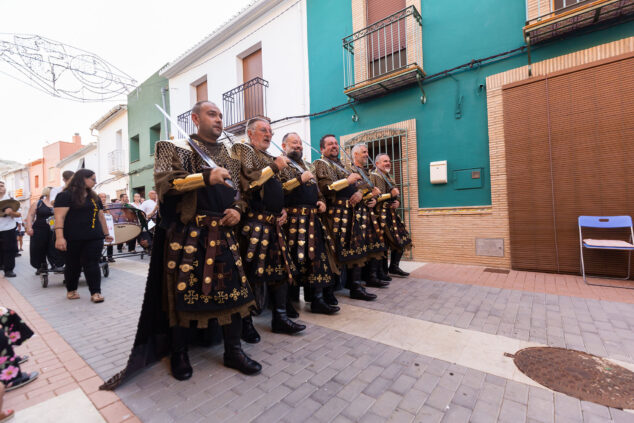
xmin=4 ymin=251 xmax=634 ymax=422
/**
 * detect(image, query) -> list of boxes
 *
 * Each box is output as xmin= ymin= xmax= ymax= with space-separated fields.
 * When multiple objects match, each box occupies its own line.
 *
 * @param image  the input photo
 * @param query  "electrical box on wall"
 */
xmin=430 ymin=161 xmax=448 ymax=184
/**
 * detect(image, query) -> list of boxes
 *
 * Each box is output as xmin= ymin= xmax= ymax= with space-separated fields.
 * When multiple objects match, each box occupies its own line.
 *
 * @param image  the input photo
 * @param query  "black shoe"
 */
xmin=50 ymin=266 xmax=64 ymax=274
xmin=224 ymin=349 xmax=262 ymax=375
xmin=272 ymin=313 xmax=306 ymax=334
xmin=286 ymin=299 xmax=299 ymax=319
xmin=311 ymin=297 xmax=340 ymax=315
xmin=323 ymin=287 xmax=338 ymax=305
xmin=350 ymin=281 xmax=377 ymax=301
xmin=241 ymin=316 xmax=261 ymax=344
xmin=15 ymin=253 xmax=21 ymax=257
xmin=389 ymin=266 xmax=410 ymax=277
xmin=6 ymin=371 xmax=39 ymax=391
xmin=17 ymin=355 xmax=28 ymax=364
xmin=4 ymin=271 xmax=16 ymax=278
xmin=377 ymin=266 xmax=392 ymax=281
xmin=365 ymin=279 xmax=389 ymax=288
xmin=170 ymin=351 xmax=193 ymax=381
xmin=107 ymin=257 xmax=116 ymax=263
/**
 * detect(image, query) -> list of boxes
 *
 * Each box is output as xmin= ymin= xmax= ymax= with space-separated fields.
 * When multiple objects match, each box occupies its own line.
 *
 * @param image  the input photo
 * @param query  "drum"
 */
xmin=104 ymin=204 xmax=142 ymax=243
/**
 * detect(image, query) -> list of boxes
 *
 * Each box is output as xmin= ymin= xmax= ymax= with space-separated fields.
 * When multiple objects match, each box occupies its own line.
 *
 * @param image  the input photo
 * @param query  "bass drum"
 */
xmin=104 ymin=204 xmax=142 ymax=243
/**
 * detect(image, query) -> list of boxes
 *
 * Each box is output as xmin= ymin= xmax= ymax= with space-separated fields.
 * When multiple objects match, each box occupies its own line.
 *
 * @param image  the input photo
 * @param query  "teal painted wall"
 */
xmin=306 ymin=0 xmax=634 ymax=208
xmin=127 ymin=70 xmax=170 ymax=196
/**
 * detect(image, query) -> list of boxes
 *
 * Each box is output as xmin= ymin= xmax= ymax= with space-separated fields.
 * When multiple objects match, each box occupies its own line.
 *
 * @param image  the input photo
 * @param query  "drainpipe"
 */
xmin=161 ymin=87 xmax=170 ymax=138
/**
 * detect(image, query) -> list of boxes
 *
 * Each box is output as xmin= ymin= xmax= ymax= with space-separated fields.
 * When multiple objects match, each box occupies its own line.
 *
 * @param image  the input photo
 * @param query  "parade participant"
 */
xmin=371 ymin=153 xmax=412 ymax=277
xmin=131 ymin=193 xmax=143 ymax=209
xmin=98 ymin=193 xmax=115 ymax=262
xmin=25 ymin=187 xmax=64 ymax=274
xmin=231 ymin=118 xmax=305 ymax=342
xmin=350 ymin=144 xmax=389 ymax=287
xmin=102 ymin=101 xmax=260 ymax=388
xmin=0 ymin=181 xmax=20 ymax=278
xmin=313 ymin=135 xmax=377 ymax=301
xmin=280 ymin=133 xmax=339 ymax=315
xmin=50 ymin=170 xmax=74 ymax=204
xmin=0 ymin=307 xmax=38 ymax=391
xmin=54 ymin=169 xmax=113 ymax=303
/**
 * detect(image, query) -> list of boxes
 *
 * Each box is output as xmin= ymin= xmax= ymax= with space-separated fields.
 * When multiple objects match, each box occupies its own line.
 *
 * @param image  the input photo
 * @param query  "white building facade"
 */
xmin=55 ymin=142 xmax=99 ymax=184
xmin=161 ymin=0 xmax=311 ymax=153
xmin=90 ymin=105 xmax=129 ymax=201
xmin=0 ymin=165 xmax=31 ymax=214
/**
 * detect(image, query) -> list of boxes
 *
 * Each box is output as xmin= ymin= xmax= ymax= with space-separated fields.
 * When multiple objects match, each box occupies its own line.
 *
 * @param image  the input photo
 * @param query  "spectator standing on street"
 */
xmin=14 ymin=217 xmax=24 ymax=254
xmin=50 ymin=170 xmax=74 ymax=205
xmin=131 ymin=193 xmax=143 ymax=210
xmin=54 ymin=169 xmax=113 ymax=303
xmin=140 ymin=190 xmax=158 ymax=223
xmin=25 ymin=187 xmax=64 ymax=274
xmin=0 ymin=181 xmax=20 ymax=278
xmin=116 ymin=193 xmax=136 ymax=254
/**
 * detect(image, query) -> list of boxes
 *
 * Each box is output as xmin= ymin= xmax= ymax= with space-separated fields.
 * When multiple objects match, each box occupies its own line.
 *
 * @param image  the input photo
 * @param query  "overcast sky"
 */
xmin=0 ymin=0 xmax=253 ymax=164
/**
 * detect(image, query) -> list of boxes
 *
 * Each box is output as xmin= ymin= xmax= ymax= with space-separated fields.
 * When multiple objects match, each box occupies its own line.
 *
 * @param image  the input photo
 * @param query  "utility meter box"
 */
xmin=430 ymin=161 xmax=448 ymax=184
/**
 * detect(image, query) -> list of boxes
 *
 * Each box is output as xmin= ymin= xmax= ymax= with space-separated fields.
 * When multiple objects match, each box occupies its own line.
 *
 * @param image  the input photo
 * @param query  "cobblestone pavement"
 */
xmin=8 ymin=253 xmax=634 ymax=422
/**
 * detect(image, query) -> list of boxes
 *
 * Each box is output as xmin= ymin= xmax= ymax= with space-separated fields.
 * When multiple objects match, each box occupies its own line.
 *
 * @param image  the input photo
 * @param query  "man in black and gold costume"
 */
xmin=350 ymin=144 xmax=390 ymax=288
xmin=371 ymin=153 xmax=412 ymax=277
xmin=102 ymin=101 xmax=261 ymax=389
xmin=280 ymin=133 xmax=339 ymax=315
xmin=313 ymin=135 xmax=377 ymax=301
xmin=231 ymin=118 xmax=306 ymax=343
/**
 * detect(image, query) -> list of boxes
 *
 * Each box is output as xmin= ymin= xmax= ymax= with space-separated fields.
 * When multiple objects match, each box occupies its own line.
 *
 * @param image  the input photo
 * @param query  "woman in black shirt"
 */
xmin=54 ymin=169 xmax=113 ymax=303
xmin=25 ymin=187 xmax=64 ymax=274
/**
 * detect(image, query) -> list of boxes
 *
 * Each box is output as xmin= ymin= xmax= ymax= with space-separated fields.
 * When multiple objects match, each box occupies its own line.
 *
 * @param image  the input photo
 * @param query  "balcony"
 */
xmin=342 ymin=5 xmax=424 ymax=101
xmin=222 ymin=77 xmax=269 ymax=135
xmin=524 ymin=0 xmax=634 ymax=45
xmin=107 ymin=149 xmax=125 ymax=175
xmin=177 ymin=109 xmax=196 ymax=136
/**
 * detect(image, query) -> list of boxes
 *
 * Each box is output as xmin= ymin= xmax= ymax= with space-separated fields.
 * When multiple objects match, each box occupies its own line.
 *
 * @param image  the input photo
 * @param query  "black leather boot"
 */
xmin=389 ymin=250 xmax=410 ymax=277
xmin=170 ymin=326 xmax=192 ymax=381
xmin=286 ymin=285 xmax=299 ymax=319
xmin=365 ymin=260 xmax=389 ymax=288
xmin=310 ymin=286 xmax=340 ymax=315
xmin=377 ymin=258 xmax=392 ymax=281
xmin=349 ymin=267 xmax=377 ymax=301
xmin=223 ymin=314 xmax=262 ymax=375
xmin=241 ymin=315 xmax=261 ymax=344
xmin=323 ymin=285 xmax=338 ymax=305
xmin=271 ymin=284 xmax=306 ymax=334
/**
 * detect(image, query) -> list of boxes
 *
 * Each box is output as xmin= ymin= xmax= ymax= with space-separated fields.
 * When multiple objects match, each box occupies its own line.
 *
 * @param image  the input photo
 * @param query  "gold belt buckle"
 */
xmin=195 ymin=215 xmax=205 ymax=227
xmin=301 ymin=207 xmax=308 ymax=215
xmin=266 ymin=214 xmax=276 ymax=224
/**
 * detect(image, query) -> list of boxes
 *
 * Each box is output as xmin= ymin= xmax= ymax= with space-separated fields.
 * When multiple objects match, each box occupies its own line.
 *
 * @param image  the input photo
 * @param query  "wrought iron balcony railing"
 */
xmin=342 ymin=5 xmax=423 ymax=100
xmin=107 ymin=149 xmax=125 ymax=175
xmin=222 ymin=77 xmax=269 ymax=134
xmin=524 ymin=0 xmax=634 ymax=45
xmin=177 ymin=109 xmax=196 ymax=136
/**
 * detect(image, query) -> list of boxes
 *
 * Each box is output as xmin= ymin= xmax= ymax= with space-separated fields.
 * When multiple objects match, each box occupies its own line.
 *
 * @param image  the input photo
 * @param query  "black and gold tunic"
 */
xmin=313 ymin=157 xmax=368 ymax=265
xmin=348 ymin=164 xmax=387 ymax=260
xmin=370 ymin=169 xmax=412 ymax=252
xmin=231 ymin=143 xmax=296 ymax=301
xmin=280 ymin=160 xmax=338 ymax=286
xmin=154 ymin=137 xmax=255 ymax=328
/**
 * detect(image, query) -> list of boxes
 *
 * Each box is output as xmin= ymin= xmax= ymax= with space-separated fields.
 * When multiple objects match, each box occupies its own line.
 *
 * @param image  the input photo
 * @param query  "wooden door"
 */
xmin=503 ymin=54 xmax=634 ymax=278
xmin=366 ymin=0 xmax=406 ymax=78
xmin=196 ymin=81 xmax=208 ymax=102
xmin=242 ymin=49 xmax=263 ymax=122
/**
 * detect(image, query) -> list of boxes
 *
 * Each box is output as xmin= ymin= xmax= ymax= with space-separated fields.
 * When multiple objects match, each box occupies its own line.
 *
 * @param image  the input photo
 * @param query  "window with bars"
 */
xmin=344 ymin=129 xmax=412 ymax=256
xmin=554 ymin=0 xmax=593 ymax=13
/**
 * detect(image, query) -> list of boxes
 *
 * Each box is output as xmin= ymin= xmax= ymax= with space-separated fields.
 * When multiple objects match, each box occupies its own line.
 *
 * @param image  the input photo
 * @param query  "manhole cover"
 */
xmin=513 ymin=347 xmax=634 ymax=409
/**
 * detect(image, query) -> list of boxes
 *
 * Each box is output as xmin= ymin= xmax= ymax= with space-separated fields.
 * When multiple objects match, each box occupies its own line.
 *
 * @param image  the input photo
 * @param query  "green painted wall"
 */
xmin=127 ymin=69 xmax=170 ymax=196
xmin=307 ymin=0 xmax=634 ymax=208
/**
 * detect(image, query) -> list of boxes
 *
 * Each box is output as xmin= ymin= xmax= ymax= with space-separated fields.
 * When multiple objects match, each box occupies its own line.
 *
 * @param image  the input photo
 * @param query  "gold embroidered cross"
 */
xmin=184 ymin=290 xmax=198 ymax=305
xmin=214 ymin=291 xmax=228 ymax=304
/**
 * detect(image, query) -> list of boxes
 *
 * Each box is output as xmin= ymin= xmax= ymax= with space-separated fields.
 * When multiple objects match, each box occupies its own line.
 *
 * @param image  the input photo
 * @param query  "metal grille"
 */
xmin=343 ymin=5 xmax=422 ymax=90
xmin=177 ymin=109 xmax=196 ymax=136
xmin=222 ymin=77 xmax=269 ymax=132
xmin=344 ymin=129 xmax=412 ymax=258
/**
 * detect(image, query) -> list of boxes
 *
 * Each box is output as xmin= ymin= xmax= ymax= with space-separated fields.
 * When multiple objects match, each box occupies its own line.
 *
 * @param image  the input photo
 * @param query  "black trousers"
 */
xmin=29 ymin=226 xmax=64 ymax=269
xmin=64 ymin=238 xmax=103 ymax=295
xmin=0 ymin=228 xmax=17 ymax=272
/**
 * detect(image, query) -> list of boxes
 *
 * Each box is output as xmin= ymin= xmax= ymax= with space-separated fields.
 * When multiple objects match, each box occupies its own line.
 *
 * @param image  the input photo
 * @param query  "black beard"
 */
xmin=287 ymin=150 xmax=302 ymax=162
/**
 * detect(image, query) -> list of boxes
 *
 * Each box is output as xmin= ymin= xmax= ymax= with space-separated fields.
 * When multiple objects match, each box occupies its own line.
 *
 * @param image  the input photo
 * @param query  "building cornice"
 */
xmin=55 ymin=143 xmax=97 ymax=168
xmin=90 ymin=104 xmax=128 ymax=131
